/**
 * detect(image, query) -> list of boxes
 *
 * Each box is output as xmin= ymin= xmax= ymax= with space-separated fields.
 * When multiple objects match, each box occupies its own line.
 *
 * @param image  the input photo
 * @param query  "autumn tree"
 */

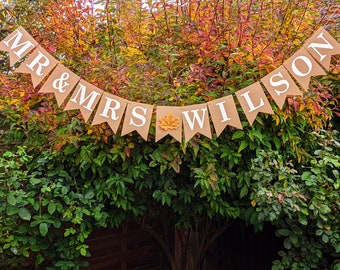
xmin=0 ymin=0 xmax=339 ymax=269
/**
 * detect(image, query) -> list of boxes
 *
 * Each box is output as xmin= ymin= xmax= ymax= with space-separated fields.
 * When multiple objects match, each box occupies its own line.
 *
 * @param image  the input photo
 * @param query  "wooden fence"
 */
xmin=85 ymin=221 xmax=167 ymax=270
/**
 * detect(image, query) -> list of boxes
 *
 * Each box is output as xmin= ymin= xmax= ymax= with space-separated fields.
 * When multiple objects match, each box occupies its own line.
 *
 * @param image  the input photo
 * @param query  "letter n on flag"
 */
xmin=283 ymin=47 xmax=325 ymax=90
xmin=181 ymin=103 xmax=212 ymax=142
xmin=303 ymin=27 xmax=340 ymax=70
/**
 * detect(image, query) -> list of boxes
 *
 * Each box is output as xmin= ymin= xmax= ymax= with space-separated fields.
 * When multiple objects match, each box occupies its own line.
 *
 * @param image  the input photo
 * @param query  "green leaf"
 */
xmin=238 ymin=140 xmax=249 ymax=153
xmin=58 ymin=170 xmax=69 ymax=177
xmin=48 ymin=202 xmax=56 ymax=215
xmin=289 ymin=233 xmax=298 ymax=246
xmin=7 ymin=194 xmax=16 ymax=206
xmin=232 ymin=130 xmax=244 ymax=140
xmin=80 ymin=247 xmax=87 ymax=256
xmin=84 ymin=190 xmax=94 ymax=200
xmin=301 ymin=171 xmax=312 ymax=181
xmin=18 ymin=207 xmax=31 ymax=221
xmin=35 ymin=254 xmax=44 ymax=266
xmin=322 ymin=234 xmax=329 ymax=243
xmin=39 ymin=223 xmax=48 ymax=237
xmin=283 ymin=238 xmax=292 ymax=249
xmin=240 ymin=185 xmax=248 ymax=198
xmin=278 ymin=228 xmax=290 ymax=236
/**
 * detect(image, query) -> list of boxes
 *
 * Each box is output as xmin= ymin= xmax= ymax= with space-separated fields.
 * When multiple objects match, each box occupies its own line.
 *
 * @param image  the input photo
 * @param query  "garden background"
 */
xmin=0 ymin=0 xmax=339 ymax=269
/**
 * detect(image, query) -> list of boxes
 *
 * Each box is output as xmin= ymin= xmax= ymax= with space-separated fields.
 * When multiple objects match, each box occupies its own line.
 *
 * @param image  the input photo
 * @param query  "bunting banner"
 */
xmin=261 ymin=65 xmax=302 ymax=109
xmin=63 ymin=79 xmax=103 ymax=123
xmin=121 ymin=101 xmax=154 ymax=141
xmin=236 ymin=82 xmax=274 ymax=125
xmin=91 ymin=92 xmax=128 ymax=134
xmin=156 ymin=106 xmax=182 ymax=142
xmin=0 ymin=26 xmax=38 ymax=66
xmin=15 ymin=45 xmax=58 ymax=88
xmin=207 ymin=95 xmax=242 ymax=136
xmin=0 ymin=26 xmax=339 ymax=142
xmin=181 ymin=103 xmax=212 ymax=142
xmin=39 ymin=64 xmax=80 ymax=106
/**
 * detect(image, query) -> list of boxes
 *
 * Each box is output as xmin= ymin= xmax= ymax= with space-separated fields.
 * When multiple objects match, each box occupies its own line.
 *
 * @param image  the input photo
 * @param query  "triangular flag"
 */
xmin=303 ymin=27 xmax=340 ymax=70
xmin=64 ymin=80 xmax=103 ymax=123
xmin=207 ymin=95 xmax=242 ymax=136
xmin=156 ymin=106 xmax=182 ymax=142
xmin=39 ymin=64 xmax=80 ymax=106
xmin=181 ymin=103 xmax=212 ymax=142
xmin=236 ymin=82 xmax=274 ymax=125
xmin=92 ymin=92 xmax=128 ymax=134
xmin=283 ymin=47 xmax=326 ymax=90
xmin=15 ymin=45 xmax=58 ymax=88
xmin=261 ymin=65 xmax=302 ymax=109
xmin=0 ymin=26 xmax=38 ymax=66
xmin=121 ymin=102 xmax=154 ymax=141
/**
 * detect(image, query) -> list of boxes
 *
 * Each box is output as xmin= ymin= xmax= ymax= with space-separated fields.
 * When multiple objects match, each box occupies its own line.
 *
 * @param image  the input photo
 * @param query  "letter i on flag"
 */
xmin=0 ymin=26 xmax=38 ymax=66
xmin=207 ymin=95 xmax=242 ymax=136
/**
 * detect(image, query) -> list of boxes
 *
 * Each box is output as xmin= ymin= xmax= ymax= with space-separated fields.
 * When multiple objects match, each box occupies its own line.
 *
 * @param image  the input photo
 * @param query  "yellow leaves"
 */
xmin=251 ymin=200 xmax=257 ymax=207
xmin=121 ymin=46 xmax=147 ymax=64
xmin=159 ymin=113 xmax=180 ymax=131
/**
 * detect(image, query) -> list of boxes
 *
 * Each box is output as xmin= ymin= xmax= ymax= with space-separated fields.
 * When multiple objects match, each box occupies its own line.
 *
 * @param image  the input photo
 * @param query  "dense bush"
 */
xmin=0 ymin=0 xmax=339 ymax=269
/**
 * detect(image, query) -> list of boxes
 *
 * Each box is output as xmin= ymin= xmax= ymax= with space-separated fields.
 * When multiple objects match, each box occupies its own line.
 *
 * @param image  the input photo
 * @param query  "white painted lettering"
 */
xmin=70 ymin=83 xmax=101 ymax=111
xmin=269 ymin=72 xmax=290 ymax=96
xmin=240 ymin=91 xmax=264 ymax=112
xmin=25 ymin=51 xmax=50 ymax=76
xmin=130 ymin=106 xmax=147 ymax=127
xmin=307 ymin=32 xmax=334 ymax=62
xmin=182 ymin=109 xmax=207 ymax=130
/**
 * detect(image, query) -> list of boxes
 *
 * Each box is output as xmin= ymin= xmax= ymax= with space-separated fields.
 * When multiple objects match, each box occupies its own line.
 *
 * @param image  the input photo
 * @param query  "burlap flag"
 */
xmin=207 ymin=95 xmax=242 ymax=136
xmin=39 ymin=64 xmax=80 ymax=106
xmin=64 ymin=79 xmax=103 ymax=123
xmin=15 ymin=45 xmax=58 ymax=88
xmin=0 ymin=26 xmax=38 ymax=66
xmin=121 ymin=102 xmax=154 ymax=140
xmin=236 ymin=82 xmax=274 ymax=125
xmin=303 ymin=27 xmax=340 ymax=70
xmin=283 ymin=47 xmax=325 ymax=90
xmin=92 ymin=92 xmax=128 ymax=134
xmin=155 ymin=106 xmax=182 ymax=142
xmin=261 ymin=66 xmax=302 ymax=109
xmin=181 ymin=103 xmax=212 ymax=142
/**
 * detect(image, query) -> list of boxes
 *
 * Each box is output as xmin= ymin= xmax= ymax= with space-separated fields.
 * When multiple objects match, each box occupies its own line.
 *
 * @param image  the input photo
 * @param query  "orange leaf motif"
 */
xmin=159 ymin=113 xmax=180 ymax=131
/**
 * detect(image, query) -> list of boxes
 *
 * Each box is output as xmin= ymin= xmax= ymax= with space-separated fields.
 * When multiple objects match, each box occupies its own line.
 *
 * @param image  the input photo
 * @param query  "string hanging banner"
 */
xmin=1 ymin=26 xmax=340 ymax=142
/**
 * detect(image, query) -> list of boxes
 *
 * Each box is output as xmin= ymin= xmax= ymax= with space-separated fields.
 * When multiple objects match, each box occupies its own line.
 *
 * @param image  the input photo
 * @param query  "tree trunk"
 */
xmin=174 ymin=228 xmax=200 ymax=270
xmin=141 ymin=215 xmax=234 ymax=270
